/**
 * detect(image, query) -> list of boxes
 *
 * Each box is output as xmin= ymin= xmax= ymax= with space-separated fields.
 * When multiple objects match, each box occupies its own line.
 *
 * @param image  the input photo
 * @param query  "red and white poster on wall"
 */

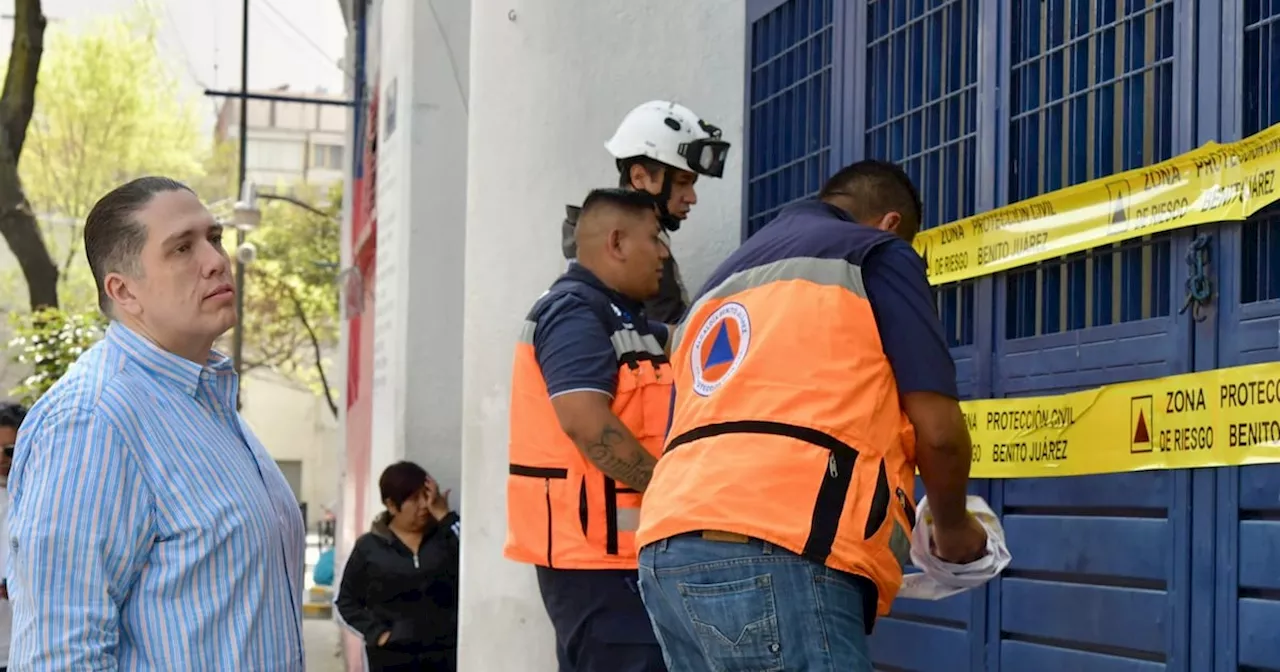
xmin=339 ymin=65 xmax=378 ymax=671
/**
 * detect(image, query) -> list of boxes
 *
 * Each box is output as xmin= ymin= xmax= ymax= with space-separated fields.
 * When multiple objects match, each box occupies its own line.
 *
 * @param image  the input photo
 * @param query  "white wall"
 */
xmin=366 ymin=0 xmax=470 ymax=522
xmin=459 ymin=1 xmax=745 ymax=669
xmin=401 ymin=0 xmax=469 ymax=502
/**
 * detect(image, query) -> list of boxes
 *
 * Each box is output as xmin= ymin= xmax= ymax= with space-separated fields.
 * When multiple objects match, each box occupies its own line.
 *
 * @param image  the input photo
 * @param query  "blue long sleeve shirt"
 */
xmin=7 ymin=322 xmax=306 ymax=671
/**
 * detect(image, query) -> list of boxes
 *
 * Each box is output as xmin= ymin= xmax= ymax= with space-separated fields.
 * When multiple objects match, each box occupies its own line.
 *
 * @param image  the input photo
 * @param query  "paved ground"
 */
xmin=304 ymin=618 xmax=346 ymax=672
xmin=303 ymin=534 xmax=348 ymax=671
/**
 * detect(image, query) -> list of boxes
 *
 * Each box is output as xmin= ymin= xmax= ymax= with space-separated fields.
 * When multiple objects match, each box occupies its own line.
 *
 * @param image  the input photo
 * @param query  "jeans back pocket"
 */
xmin=677 ymin=574 xmax=785 ymax=672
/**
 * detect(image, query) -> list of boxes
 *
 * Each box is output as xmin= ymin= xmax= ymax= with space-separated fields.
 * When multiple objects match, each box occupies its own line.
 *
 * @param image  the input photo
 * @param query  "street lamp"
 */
xmin=226 ymin=181 xmax=337 ymax=410
xmin=232 ymin=199 xmax=262 ymax=231
xmin=230 ymin=181 xmax=262 ymax=407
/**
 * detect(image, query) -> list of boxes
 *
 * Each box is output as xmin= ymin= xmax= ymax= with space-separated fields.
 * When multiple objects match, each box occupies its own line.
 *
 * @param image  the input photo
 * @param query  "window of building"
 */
xmin=1004 ymin=0 xmax=1176 ymax=339
xmin=312 ymin=144 xmax=344 ymax=170
xmin=744 ymin=0 xmax=834 ymax=237
xmin=246 ymin=139 xmax=306 ymax=173
xmin=866 ymin=0 xmax=979 ymax=348
xmin=1241 ymin=3 xmax=1280 ymax=304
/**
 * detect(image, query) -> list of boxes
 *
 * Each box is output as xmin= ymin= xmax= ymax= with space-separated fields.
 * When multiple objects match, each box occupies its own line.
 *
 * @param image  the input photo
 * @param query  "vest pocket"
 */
xmin=579 ymin=478 xmax=589 ymax=536
xmin=862 ymin=460 xmax=891 ymax=539
xmin=509 ymin=464 xmax=569 ymax=567
xmin=896 ymin=487 xmax=917 ymax=529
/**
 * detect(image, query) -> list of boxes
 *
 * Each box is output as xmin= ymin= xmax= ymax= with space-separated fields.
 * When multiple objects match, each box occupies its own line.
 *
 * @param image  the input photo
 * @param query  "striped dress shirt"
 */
xmin=7 ymin=322 xmax=306 ymax=671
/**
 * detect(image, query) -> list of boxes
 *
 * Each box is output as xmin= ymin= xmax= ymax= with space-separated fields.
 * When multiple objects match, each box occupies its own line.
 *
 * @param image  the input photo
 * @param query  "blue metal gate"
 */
xmin=743 ymin=0 xmax=1280 ymax=669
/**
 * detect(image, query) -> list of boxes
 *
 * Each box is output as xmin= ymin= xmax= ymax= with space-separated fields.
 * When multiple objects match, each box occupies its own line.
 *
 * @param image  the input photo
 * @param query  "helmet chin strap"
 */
xmin=654 ymin=170 xmax=680 ymax=233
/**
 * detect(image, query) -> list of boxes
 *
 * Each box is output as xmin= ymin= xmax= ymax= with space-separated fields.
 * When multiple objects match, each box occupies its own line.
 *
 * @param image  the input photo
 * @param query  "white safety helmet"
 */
xmin=605 ymin=100 xmax=730 ymax=179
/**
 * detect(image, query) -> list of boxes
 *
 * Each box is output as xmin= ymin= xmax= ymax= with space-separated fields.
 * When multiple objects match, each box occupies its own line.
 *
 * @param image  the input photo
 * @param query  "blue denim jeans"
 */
xmin=637 ymin=533 xmax=874 ymax=672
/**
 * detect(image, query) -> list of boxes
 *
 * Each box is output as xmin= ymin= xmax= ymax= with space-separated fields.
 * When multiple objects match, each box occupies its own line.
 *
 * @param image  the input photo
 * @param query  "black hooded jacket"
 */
xmin=562 ymin=204 xmax=690 ymax=324
xmin=336 ymin=511 xmax=461 ymax=656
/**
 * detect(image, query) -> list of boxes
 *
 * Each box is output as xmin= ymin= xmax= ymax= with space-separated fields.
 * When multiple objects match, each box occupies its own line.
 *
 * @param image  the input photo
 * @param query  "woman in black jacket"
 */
xmin=337 ymin=461 xmax=460 ymax=671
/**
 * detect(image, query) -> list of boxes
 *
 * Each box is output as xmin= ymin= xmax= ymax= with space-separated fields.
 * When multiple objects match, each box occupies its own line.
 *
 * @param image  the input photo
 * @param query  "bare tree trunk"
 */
xmin=0 ymin=0 xmax=57 ymax=309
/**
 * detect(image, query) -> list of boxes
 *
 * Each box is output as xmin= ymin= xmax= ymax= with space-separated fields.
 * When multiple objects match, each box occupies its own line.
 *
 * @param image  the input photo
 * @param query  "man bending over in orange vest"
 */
xmin=506 ymin=188 xmax=673 ymax=672
xmin=635 ymin=160 xmax=988 ymax=671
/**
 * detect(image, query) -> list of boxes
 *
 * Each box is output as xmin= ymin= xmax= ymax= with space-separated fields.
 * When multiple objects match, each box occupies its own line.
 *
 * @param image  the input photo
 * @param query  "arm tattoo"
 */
xmin=579 ymin=421 xmax=656 ymax=492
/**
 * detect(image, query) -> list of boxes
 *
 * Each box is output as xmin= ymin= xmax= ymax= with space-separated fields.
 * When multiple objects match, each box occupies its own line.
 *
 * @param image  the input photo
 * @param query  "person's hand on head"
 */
xmin=425 ymin=477 xmax=452 ymax=520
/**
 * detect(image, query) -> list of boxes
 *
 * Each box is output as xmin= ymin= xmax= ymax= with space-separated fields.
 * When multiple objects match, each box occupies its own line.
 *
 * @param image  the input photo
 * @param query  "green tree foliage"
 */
xmin=17 ymin=5 xmax=203 ymax=310
xmin=7 ymin=307 xmax=105 ymax=404
xmin=216 ymin=182 xmax=342 ymax=416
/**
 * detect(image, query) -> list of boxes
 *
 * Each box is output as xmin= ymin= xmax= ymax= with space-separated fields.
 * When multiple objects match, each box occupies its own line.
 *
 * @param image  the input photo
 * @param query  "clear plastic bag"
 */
xmin=896 ymin=495 xmax=1012 ymax=601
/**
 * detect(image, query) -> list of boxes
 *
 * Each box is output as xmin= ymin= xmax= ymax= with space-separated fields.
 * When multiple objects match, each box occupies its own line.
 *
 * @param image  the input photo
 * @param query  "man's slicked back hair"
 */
xmin=819 ymin=159 xmax=924 ymax=241
xmin=580 ymin=187 xmax=660 ymax=222
xmin=84 ymin=176 xmax=193 ymax=314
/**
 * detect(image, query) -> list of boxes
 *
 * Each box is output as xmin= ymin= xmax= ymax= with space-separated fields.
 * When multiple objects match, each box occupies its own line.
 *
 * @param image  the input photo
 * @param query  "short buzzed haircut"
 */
xmin=819 ymin=160 xmax=924 ymax=241
xmin=580 ymin=187 xmax=659 ymax=222
xmin=84 ymin=176 xmax=193 ymax=314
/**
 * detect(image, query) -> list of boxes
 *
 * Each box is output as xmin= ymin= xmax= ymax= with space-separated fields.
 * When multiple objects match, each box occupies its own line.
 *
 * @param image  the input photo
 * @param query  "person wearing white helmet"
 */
xmin=561 ymin=100 xmax=730 ymax=323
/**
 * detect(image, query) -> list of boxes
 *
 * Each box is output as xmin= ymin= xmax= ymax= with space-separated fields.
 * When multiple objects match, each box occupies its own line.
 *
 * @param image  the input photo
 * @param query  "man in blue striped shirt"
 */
xmin=7 ymin=177 xmax=307 ymax=670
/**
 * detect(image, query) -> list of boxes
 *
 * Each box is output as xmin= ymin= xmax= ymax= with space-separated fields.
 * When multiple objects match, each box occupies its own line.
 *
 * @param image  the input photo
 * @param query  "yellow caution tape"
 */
xmin=961 ymin=361 xmax=1280 ymax=479
xmin=915 ymin=121 xmax=1280 ymax=285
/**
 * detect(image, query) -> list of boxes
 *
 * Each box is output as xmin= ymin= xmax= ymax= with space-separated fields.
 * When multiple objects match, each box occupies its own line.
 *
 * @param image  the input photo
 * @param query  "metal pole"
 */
xmin=202 ymin=88 xmax=354 ymax=107
xmin=232 ymin=0 xmax=249 ymax=409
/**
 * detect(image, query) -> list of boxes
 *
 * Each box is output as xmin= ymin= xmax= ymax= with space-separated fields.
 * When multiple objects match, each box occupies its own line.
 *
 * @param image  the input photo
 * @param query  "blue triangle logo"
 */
xmin=703 ymin=323 xmax=736 ymax=368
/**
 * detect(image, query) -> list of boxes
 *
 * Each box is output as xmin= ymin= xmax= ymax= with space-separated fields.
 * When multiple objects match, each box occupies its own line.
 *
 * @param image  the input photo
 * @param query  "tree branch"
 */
xmin=279 ymin=279 xmax=338 ymax=418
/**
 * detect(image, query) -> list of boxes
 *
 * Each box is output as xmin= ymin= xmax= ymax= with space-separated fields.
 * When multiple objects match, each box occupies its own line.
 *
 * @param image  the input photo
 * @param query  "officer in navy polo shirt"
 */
xmin=506 ymin=188 xmax=674 ymax=672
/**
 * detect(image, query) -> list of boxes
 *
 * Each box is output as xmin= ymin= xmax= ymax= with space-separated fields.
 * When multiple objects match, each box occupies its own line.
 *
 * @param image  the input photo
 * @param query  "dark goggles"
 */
xmin=678 ymin=120 xmax=730 ymax=178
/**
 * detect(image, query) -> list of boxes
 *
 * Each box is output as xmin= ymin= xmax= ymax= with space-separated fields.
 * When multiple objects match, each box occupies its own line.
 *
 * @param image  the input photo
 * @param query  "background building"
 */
xmin=215 ymin=85 xmax=349 ymax=193
xmin=211 ymin=86 xmax=348 ymax=528
xmin=334 ymin=0 xmax=1280 ymax=670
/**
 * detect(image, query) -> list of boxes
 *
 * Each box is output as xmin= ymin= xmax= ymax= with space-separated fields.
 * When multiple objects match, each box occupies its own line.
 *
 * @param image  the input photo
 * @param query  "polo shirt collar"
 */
xmin=562 ymin=263 xmax=647 ymax=318
xmin=781 ymin=198 xmax=855 ymax=223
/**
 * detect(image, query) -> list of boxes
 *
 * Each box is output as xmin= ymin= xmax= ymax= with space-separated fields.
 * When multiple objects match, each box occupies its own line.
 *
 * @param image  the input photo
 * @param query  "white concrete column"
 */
xmin=460 ymin=1 xmax=745 ymax=668
xmin=398 ymin=0 xmax=470 ymax=497
xmin=367 ymin=0 xmax=471 ymax=519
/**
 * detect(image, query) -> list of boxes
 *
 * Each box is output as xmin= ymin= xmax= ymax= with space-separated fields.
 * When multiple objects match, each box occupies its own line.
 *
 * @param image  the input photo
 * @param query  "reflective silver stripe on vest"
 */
xmin=616 ymin=505 xmax=641 ymax=533
xmin=519 ymin=320 xmax=538 ymax=344
xmin=611 ymin=330 xmax=665 ymax=361
xmin=521 ymin=319 xmax=663 ymax=361
xmin=671 ymin=256 xmax=870 ymax=353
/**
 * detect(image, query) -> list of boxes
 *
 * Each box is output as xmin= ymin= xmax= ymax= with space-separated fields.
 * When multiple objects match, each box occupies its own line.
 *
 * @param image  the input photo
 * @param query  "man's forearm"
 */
xmin=573 ymin=416 xmax=657 ymax=492
xmin=916 ymin=436 xmax=972 ymax=529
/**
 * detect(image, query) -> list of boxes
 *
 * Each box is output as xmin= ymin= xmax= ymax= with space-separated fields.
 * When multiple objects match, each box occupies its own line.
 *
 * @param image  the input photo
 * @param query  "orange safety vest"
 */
xmin=505 ymin=276 xmax=672 ymax=570
xmin=636 ymin=235 xmax=919 ymax=620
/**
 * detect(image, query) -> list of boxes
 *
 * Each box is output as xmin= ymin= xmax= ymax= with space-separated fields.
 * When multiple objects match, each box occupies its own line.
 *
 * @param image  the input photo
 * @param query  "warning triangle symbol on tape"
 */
xmin=1133 ymin=410 xmax=1150 ymax=443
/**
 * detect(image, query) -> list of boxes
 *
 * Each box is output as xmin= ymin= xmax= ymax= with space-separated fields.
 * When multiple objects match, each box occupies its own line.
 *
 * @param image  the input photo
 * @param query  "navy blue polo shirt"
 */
xmin=534 ymin=264 xmax=670 ymax=398
xmin=693 ymin=199 xmax=958 ymax=400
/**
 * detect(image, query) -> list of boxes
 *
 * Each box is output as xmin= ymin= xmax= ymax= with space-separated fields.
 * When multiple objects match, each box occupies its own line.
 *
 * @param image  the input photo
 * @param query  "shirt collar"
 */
xmin=781 ymin=198 xmax=856 ymax=223
xmin=106 ymin=322 xmax=236 ymax=397
xmin=562 ymin=263 xmax=647 ymax=318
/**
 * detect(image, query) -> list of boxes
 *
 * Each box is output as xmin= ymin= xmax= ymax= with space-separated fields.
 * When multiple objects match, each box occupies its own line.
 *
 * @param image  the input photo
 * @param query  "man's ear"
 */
xmin=629 ymin=164 xmax=664 ymax=194
xmin=104 ymin=271 xmax=142 ymax=317
xmin=607 ymin=228 xmax=626 ymax=260
xmin=875 ymin=211 xmax=902 ymax=235
xmin=626 ymin=163 xmax=645 ymax=190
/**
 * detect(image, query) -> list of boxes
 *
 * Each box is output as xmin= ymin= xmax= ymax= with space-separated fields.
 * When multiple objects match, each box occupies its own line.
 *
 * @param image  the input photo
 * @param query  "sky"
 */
xmin=0 ymin=0 xmax=349 ymax=131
